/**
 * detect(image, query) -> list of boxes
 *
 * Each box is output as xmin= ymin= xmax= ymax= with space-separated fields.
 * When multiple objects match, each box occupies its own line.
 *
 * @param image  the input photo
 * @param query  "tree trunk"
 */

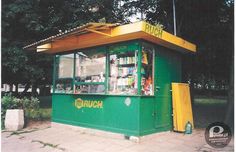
xmin=32 ymin=83 xmax=38 ymax=96
xmin=22 ymin=83 xmax=30 ymax=94
xmin=9 ymin=84 xmax=13 ymax=92
xmin=176 ymin=16 xmax=183 ymax=36
xmin=190 ymin=81 xmax=195 ymax=106
xmin=15 ymin=83 xmax=18 ymax=93
xmin=224 ymin=53 xmax=234 ymax=126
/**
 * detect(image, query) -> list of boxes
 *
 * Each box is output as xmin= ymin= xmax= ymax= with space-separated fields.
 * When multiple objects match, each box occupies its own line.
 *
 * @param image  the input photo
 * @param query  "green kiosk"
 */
xmin=24 ymin=21 xmax=196 ymax=137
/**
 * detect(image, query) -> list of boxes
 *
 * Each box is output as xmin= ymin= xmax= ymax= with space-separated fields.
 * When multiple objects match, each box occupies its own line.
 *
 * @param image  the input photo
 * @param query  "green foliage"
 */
xmin=2 ymin=46 xmax=28 ymax=84
xmin=1 ymin=93 xmax=22 ymax=110
xmin=25 ymin=108 xmax=51 ymax=120
xmin=21 ymin=97 xmax=40 ymax=110
xmin=179 ymin=0 xmax=233 ymax=90
xmin=1 ymin=0 xmax=233 ymax=94
xmin=194 ymin=98 xmax=227 ymax=105
xmin=1 ymin=93 xmax=40 ymax=129
xmin=2 ymin=0 xmax=125 ymax=91
xmin=122 ymin=0 xmax=234 ymax=90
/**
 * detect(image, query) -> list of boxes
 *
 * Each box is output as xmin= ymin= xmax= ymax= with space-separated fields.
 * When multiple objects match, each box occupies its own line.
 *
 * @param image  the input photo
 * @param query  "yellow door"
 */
xmin=172 ymin=83 xmax=194 ymax=132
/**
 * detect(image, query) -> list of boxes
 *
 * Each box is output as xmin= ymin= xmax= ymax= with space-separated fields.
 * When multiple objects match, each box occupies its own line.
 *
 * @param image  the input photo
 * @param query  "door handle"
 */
xmin=156 ymin=86 xmax=161 ymax=91
xmin=152 ymin=112 xmax=156 ymax=116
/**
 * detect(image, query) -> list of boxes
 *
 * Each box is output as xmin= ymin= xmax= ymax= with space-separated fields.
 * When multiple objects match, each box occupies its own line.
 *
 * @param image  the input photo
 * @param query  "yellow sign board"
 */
xmin=74 ymin=98 xmax=103 ymax=109
xmin=143 ymin=22 xmax=163 ymax=38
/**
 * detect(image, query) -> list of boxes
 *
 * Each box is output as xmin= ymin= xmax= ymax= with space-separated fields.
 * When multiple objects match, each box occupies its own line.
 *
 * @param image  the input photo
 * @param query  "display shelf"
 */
xmin=118 ymin=63 xmax=135 ymax=67
xmin=74 ymin=83 xmax=105 ymax=94
xmin=142 ymin=63 xmax=148 ymax=67
xmin=140 ymin=49 xmax=153 ymax=96
xmin=109 ymin=50 xmax=138 ymax=95
xmin=117 ymin=74 xmax=134 ymax=78
xmin=117 ymin=52 xmax=135 ymax=57
xmin=74 ymin=82 xmax=105 ymax=85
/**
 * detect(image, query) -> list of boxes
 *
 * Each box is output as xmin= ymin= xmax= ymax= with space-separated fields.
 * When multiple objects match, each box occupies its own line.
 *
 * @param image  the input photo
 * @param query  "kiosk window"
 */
xmin=53 ymin=42 xmax=154 ymax=96
xmin=141 ymin=44 xmax=154 ymax=95
xmin=54 ymin=54 xmax=74 ymax=93
xmin=108 ymin=50 xmax=138 ymax=95
xmin=74 ymin=50 xmax=106 ymax=94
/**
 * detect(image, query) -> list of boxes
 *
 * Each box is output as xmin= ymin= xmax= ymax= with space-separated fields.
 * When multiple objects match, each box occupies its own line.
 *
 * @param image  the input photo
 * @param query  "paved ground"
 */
xmin=2 ymin=122 xmax=234 ymax=152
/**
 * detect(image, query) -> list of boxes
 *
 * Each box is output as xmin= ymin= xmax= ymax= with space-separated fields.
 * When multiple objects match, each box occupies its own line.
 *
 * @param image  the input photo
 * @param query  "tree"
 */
xmin=2 ymin=0 xmax=233 ymax=99
xmin=2 ymin=0 xmax=128 ymax=95
xmin=121 ymin=0 xmax=233 ymax=92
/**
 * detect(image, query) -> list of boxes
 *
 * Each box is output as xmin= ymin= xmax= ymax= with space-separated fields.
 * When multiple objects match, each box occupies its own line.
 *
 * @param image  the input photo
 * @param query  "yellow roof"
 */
xmin=24 ymin=21 xmax=196 ymax=53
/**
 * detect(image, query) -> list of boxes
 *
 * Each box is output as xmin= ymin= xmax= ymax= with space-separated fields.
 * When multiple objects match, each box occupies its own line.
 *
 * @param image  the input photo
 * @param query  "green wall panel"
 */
xmin=139 ymin=97 xmax=156 ymax=136
xmin=152 ymin=46 xmax=182 ymax=132
xmin=52 ymin=94 xmax=140 ymax=136
xmin=52 ymin=40 xmax=182 ymax=137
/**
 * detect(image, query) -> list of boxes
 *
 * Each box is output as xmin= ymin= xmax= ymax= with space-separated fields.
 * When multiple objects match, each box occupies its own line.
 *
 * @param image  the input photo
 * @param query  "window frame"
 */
xmin=74 ymin=47 xmax=107 ymax=94
xmin=140 ymin=42 xmax=155 ymax=96
xmin=52 ymin=40 xmax=155 ymax=96
xmin=53 ymin=54 xmax=74 ymax=94
xmin=107 ymin=49 xmax=139 ymax=95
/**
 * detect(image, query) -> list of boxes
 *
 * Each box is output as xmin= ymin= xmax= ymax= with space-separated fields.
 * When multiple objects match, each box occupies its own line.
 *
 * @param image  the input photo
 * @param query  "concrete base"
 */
xmin=52 ymin=122 xmax=171 ymax=143
xmin=5 ymin=109 xmax=24 ymax=131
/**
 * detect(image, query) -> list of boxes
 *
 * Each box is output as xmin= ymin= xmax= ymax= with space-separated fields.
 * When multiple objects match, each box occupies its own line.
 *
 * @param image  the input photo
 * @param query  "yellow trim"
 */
xmin=85 ymin=28 xmax=112 ymax=37
xmin=142 ymin=21 xmax=196 ymax=52
xmin=27 ymin=21 xmax=197 ymax=54
xmin=111 ymin=22 xmax=143 ymax=36
xmin=111 ymin=21 xmax=196 ymax=52
xmin=37 ymin=43 xmax=51 ymax=52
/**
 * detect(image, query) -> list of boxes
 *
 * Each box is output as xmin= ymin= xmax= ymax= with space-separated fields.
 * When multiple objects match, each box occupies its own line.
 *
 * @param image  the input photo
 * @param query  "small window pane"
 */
xmin=109 ymin=51 xmax=138 ymax=95
xmin=55 ymin=78 xmax=73 ymax=93
xmin=75 ymin=51 xmax=106 ymax=83
xmin=75 ymin=84 xmax=105 ymax=94
xmin=58 ymin=54 xmax=74 ymax=78
xmin=74 ymin=49 xmax=106 ymax=94
xmin=54 ymin=54 xmax=74 ymax=93
xmin=141 ymin=44 xmax=154 ymax=95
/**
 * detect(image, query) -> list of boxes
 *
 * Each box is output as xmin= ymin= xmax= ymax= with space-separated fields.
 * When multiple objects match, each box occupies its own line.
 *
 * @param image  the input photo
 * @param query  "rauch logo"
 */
xmin=74 ymin=98 xmax=103 ymax=109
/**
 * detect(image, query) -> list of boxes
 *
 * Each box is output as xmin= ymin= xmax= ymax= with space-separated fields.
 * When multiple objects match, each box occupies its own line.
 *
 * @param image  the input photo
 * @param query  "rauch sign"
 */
xmin=74 ymin=98 xmax=103 ymax=109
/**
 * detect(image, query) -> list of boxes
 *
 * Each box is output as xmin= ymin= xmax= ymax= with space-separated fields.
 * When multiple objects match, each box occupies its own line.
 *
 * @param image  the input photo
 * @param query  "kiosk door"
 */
xmin=154 ymin=49 xmax=173 ymax=131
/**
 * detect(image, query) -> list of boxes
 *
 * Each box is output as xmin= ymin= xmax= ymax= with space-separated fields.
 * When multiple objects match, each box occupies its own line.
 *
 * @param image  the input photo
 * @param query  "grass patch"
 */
xmin=25 ymin=108 xmax=52 ymax=120
xmin=194 ymin=98 xmax=227 ymax=105
xmin=193 ymin=97 xmax=229 ymax=128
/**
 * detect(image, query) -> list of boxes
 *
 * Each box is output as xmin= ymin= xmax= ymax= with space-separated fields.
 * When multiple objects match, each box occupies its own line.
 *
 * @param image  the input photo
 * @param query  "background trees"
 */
xmin=2 ymin=0 xmax=234 ymax=97
xmin=2 ymin=0 xmax=125 ymax=95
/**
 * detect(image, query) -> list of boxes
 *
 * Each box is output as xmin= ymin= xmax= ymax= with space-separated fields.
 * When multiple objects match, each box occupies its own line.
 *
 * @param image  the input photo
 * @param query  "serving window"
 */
xmin=109 ymin=50 xmax=138 ymax=95
xmin=53 ymin=41 xmax=154 ymax=96
xmin=141 ymin=43 xmax=154 ymax=95
xmin=74 ymin=50 xmax=106 ymax=94
xmin=54 ymin=54 xmax=74 ymax=93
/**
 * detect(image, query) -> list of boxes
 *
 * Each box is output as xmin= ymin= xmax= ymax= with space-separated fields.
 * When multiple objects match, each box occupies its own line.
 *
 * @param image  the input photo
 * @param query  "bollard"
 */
xmin=5 ymin=109 xmax=24 ymax=131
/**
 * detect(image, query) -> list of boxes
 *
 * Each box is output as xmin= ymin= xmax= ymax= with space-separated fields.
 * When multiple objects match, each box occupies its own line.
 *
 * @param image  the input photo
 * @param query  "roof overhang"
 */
xmin=24 ymin=21 xmax=196 ymax=54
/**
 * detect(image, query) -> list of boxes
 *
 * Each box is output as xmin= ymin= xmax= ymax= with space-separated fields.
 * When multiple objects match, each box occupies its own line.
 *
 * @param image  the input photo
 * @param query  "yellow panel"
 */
xmin=37 ymin=43 xmax=51 ymax=52
xmin=141 ymin=22 xmax=196 ymax=53
xmin=25 ymin=21 xmax=197 ymax=54
xmin=111 ymin=21 xmax=143 ymax=36
xmin=172 ymin=83 xmax=194 ymax=132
